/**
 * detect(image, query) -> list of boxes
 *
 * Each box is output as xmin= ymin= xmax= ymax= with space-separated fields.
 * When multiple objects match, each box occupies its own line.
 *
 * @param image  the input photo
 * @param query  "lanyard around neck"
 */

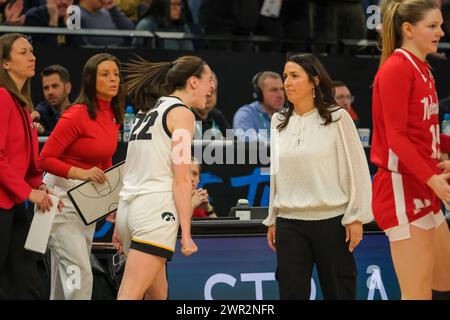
xmin=258 ymin=111 xmax=269 ymax=129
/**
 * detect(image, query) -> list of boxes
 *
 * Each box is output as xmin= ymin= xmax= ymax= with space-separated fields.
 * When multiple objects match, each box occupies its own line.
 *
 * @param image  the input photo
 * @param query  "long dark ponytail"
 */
xmin=123 ymin=55 xmax=205 ymax=111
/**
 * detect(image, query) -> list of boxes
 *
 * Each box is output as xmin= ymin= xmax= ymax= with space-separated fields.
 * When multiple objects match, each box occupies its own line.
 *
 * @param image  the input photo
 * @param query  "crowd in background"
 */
xmin=0 ymin=0 xmax=448 ymax=52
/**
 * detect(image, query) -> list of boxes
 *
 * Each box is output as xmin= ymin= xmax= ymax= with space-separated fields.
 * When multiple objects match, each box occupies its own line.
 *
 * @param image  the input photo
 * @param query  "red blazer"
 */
xmin=0 ymin=87 xmax=42 ymax=209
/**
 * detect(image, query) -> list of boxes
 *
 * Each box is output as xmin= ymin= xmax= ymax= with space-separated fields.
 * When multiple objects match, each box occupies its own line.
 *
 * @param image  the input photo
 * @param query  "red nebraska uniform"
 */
xmin=371 ymin=48 xmax=443 ymax=232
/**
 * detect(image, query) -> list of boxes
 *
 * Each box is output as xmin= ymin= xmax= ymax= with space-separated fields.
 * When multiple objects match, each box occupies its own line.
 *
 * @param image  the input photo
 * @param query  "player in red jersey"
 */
xmin=372 ymin=0 xmax=450 ymax=299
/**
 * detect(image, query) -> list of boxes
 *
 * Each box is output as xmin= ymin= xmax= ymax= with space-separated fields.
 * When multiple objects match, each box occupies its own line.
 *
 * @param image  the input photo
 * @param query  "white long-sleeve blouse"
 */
xmin=263 ymin=107 xmax=373 ymax=226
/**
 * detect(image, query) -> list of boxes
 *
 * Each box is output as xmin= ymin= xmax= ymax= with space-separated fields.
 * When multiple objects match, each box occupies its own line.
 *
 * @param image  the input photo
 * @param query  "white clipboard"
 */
xmin=67 ymin=161 xmax=124 ymax=225
xmin=25 ymin=194 xmax=59 ymax=254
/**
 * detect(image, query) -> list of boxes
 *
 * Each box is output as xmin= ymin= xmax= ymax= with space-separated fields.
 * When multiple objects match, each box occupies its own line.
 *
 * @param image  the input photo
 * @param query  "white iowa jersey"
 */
xmin=119 ymin=96 xmax=187 ymax=201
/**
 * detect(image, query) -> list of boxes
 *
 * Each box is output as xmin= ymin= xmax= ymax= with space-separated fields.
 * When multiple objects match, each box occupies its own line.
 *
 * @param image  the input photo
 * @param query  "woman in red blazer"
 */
xmin=0 ymin=33 xmax=54 ymax=299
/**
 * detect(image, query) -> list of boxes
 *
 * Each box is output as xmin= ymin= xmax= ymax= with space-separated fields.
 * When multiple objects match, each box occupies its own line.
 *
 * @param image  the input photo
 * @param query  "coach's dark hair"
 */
xmin=277 ymin=53 xmax=338 ymax=131
xmin=123 ymin=55 xmax=206 ymax=112
xmin=75 ymin=53 xmax=124 ymax=123
xmin=0 ymin=33 xmax=33 ymax=111
xmin=41 ymin=64 xmax=71 ymax=83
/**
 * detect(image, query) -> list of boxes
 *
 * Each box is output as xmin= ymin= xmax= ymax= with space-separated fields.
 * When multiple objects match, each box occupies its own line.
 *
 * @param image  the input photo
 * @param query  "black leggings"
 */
xmin=275 ymin=215 xmax=357 ymax=300
xmin=0 ymin=203 xmax=41 ymax=299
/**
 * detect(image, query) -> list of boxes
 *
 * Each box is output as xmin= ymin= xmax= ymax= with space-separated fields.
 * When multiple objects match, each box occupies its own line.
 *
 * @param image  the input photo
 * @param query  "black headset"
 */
xmin=252 ymin=72 xmax=264 ymax=102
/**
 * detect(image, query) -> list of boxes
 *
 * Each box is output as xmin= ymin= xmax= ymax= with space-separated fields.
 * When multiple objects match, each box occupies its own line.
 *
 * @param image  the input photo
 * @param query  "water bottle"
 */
xmin=123 ymin=106 xmax=135 ymax=142
xmin=442 ymin=113 xmax=450 ymax=135
xmin=442 ymin=113 xmax=450 ymax=217
xmin=235 ymin=199 xmax=250 ymax=220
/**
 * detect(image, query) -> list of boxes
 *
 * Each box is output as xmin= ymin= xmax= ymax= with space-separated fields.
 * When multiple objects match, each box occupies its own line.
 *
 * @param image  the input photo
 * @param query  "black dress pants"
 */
xmin=0 ymin=203 xmax=41 ymax=299
xmin=275 ymin=215 xmax=357 ymax=300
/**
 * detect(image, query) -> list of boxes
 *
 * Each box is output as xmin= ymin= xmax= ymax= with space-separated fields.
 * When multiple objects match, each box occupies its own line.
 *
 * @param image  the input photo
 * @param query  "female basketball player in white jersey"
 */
xmin=113 ymin=56 xmax=214 ymax=300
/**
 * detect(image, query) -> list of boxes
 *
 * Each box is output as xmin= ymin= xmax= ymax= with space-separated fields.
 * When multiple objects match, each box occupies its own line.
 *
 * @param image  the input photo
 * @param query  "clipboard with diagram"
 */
xmin=67 ymin=161 xmax=125 ymax=225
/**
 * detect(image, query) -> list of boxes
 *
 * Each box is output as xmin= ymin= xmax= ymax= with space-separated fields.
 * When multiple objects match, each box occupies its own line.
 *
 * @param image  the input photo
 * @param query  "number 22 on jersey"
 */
xmin=129 ymin=111 xmax=159 ymax=142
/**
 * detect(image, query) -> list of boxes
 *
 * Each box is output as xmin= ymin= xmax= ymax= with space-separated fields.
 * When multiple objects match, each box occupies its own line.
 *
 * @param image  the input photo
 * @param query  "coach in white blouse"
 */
xmin=263 ymin=53 xmax=373 ymax=300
